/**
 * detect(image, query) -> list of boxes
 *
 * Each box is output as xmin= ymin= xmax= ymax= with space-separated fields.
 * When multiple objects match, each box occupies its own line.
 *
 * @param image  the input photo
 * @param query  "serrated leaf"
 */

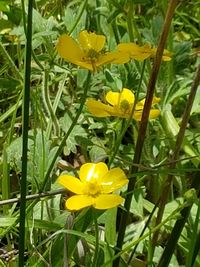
xmin=60 ymin=113 xmax=87 ymax=156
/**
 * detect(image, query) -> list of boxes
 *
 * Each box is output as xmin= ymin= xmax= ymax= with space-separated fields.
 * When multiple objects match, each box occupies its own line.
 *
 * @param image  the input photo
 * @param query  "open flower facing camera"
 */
xmin=86 ymin=88 xmax=160 ymax=121
xmin=57 ymin=162 xmax=128 ymax=211
xmin=56 ymin=30 xmax=129 ymax=72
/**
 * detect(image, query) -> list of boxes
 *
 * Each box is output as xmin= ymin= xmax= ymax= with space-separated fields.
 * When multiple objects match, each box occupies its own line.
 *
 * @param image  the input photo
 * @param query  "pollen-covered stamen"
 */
xmin=119 ymin=99 xmax=131 ymax=113
xmin=83 ymin=180 xmax=102 ymax=196
xmin=82 ymin=48 xmax=100 ymax=63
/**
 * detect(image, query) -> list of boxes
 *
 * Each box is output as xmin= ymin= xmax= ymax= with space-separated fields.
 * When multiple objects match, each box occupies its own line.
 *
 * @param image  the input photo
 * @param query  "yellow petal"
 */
xmin=72 ymin=61 xmax=94 ymax=71
xmin=94 ymin=194 xmax=124 ymax=209
xmin=110 ymin=51 xmax=130 ymax=64
xmin=152 ymin=96 xmax=160 ymax=104
xmin=133 ymin=109 xmax=160 ymax=121
xmin=97 ymin=51 xmax=130 ymax=66
xmin=101 ymin=168 xmax=128 ymax=193
xmin=79 ymin=30 xmax=105 ymax=52
xmin=135 ymin=100 xmax=145 ymax=110
xmin=119 ymin=88 xmax=135 ymax=105
xmin=149 ymin=109 xmax=161 ymax=119
xmin=86 ymin=99 xmax=115 ymax=117
xmin=117 ymin=43 xmax=141 ymax=54
xmin=66 ymin=195 xmax=95 ymax=210
xmin=134 ymin=44 xmax=152 ymax=61
xmin=106 ymin=89 xmax=135 ymax=117
xmin=56 ymin=34 xmax=84 ymax=63
xmin=106 ymin=91 xmax=120 ymax=106
xmin=162 ymin=56 xmax=171 ymax=61
xmin=151 ymin=48 xmax=172 ymax=61
xmin=117 ymin=43 xmax=151 ymax=61
xmin=79 ymin=162 xmax=108 ymax=183
xmin=132 ymin=111 xmax=143 ymax=121
xmin=136 ymin=96 xmax=160 ymax=108
xmin=57 ymin=175 xmax=84 ymax=194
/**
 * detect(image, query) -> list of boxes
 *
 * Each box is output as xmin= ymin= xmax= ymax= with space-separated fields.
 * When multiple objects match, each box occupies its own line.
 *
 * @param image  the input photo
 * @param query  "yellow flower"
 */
xmin=86 ymin=88 xmax=160 ymax=121
xmin=117 ymin=43 xmax=172 ymax=61
xmin=57 ymin=162 xmax=128 ymax=211
xmin=56 ymin=30 xmax=129 ymax=71
xmin=151 ymin=47 xmax=172 ymax=61
xmin=117 ymin=43 xmax=152 ymax=61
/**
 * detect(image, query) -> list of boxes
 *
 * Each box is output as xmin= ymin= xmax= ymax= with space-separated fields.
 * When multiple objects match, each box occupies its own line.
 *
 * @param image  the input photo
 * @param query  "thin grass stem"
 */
xmin=18 ymin=0 xmax=33 ymax=265
xmin=114 ymin=1 xmax=179 ymax=265
xmin=42 ymin=69 xmax=60 ymax=137
xmin=93 ymin=212 xmax=100 ymax=267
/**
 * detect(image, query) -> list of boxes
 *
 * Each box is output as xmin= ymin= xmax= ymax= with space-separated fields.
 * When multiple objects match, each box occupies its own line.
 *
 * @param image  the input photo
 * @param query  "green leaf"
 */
xmin=89 ymin=145 xmax=107 ymax=162
xmin=0 ymin=78 xmax=20 ymax=91
xmin=60 ymin=113 xmax=87 ymax=156
xmin=0 ymin=1 xmax=9 ymax=12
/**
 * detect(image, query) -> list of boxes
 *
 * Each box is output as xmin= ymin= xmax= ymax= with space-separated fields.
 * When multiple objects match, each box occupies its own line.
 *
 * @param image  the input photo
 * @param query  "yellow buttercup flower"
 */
xmin=151 ymin=47 xmax=172 ymax=61
xmin=117 ymin=43 xmax=152 ymax=61
xmin=117 ymin=43 xmax=172 ymax=61
xmin=86 ymin=88 xmax=160 ymax=121
xmin=56 ymin=30 xmax=129 ymax=72
xmin=57 ymin=162 xmax=128 ymax=211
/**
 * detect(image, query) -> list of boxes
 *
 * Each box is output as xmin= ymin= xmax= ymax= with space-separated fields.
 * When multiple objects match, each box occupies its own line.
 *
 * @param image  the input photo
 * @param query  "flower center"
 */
xmin=119 ymin=99 xmax=131 ymax=113
xmin=83 ymin=181 xmax=102 ymax=196
xmin=82 ymin=48 xmax=100 ymax=64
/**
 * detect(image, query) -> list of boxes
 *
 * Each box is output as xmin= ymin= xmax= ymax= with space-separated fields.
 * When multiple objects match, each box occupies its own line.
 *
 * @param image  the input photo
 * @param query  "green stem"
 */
xmin=40 ymin=71 xmax=91 ymax=192
xmin=21 ymin=0 xmax=27 ymax=35
xmin=46 ymin=74 xmax=68 ymax=139
xmin=0 ymin=43 xmax=23 ymax=81
xmin=186 ymin=199 xmax=200 ymax=267
xmin=19 ymin=0 xmax=33 ymax=265
xmin=93 ymin=212 xmax=99 ymax=267
xmin=42 ymin=69 xmax=60 ymax=137
xmin=68 ymin=0 xmax=88 ymax=35
xmin=21 ymin=0 xmax=44 ymax=71
xmin=167 ymin=25 xmax=174 ymax=86
xmin=0 ymin=188 xmax=65 ymax=206
xmin=103 ymin=197 xmax=190 ymax=267
xmin=2 ymin=144 xmax=10 ymax=215
xmin=127 ymin=0 xmax=134 ymax=42
xmin=7 ymin=91 xmax=23 ymax=144
xmin=114 ymin=1 xmax=179 ymax=266
xmin=108 ymin=61 xmax=146 ymax=167
xmin=127 ymin=198 xmax=159 ymax=264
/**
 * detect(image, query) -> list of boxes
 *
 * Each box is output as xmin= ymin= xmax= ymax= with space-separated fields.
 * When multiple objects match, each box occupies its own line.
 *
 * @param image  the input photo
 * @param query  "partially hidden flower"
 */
xmin=56 ymin=30 xmax=129 ymax=72
xmin=57 ymin=162 xmax=128 ymax=211
xmin=117 ymin=43 xmax=172 ymax=61
xmin=86 ymin=88 xmax=160 ymax=121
